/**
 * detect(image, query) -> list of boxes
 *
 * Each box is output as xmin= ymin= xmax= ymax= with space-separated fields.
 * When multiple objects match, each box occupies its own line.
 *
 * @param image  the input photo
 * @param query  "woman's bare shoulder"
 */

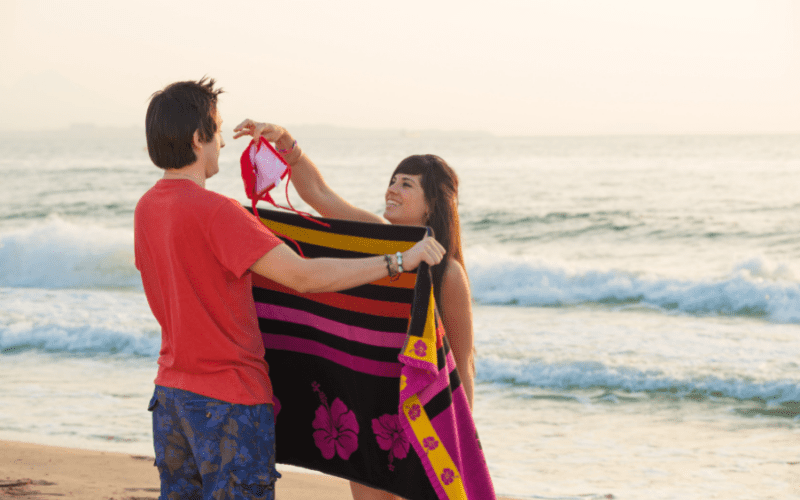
xmin=441 ymin=258 xmax=470 ymax=294
xmin=442 ymin=258 xmax=467 ymax=277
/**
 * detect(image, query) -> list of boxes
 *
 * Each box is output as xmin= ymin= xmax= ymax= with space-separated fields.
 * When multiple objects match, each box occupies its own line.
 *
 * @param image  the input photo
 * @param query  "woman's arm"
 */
xmin=290 ymin=152 xmax=385 ymax=223
xmin=439 ymin=259 xmax=475 ymax=410
xmin=233 ymin=119 xmax=385 ymax=224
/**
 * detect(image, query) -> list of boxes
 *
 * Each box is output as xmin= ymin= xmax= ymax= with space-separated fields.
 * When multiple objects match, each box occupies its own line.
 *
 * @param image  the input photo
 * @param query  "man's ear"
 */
xmin=192 ymin=130 xmax=203 ymax=151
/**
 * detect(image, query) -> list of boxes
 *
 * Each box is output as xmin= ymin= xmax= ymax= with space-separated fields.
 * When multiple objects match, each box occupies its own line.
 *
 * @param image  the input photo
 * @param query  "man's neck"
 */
xmin=162 ymin=164 xmax=205 ymax=188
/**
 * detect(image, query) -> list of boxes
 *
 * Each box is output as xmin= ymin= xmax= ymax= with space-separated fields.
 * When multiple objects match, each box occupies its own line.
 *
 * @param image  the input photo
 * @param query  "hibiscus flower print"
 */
xmin=413 ymin=339 xmax=427 ymax=357
xmin=441 ymin=468 xmax=455 ymax=485
xmin=407 ymin=403 xmax=421 ymax=422
xmin=311 ymin=382 xmax=359 ymax=460
xmin=372 ymin=414 xmax=410 ymax=471
xmin=422 ymin=436 xmax=439 ymax=452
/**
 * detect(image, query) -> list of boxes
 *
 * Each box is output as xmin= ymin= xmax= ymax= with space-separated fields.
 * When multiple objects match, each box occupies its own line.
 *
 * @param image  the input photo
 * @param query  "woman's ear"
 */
xmin=426 ymin=198 xmax=436 ymax=220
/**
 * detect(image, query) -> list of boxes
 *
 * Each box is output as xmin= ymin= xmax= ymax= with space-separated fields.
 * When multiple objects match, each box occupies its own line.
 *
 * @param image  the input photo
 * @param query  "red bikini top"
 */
xmin=240 ymin=137 xmax=329 ymax=257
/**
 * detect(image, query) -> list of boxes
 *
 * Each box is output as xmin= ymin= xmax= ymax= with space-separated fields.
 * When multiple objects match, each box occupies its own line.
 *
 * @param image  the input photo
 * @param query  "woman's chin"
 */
xmin=384 ymin=210 xmax=402 ymax=224
xmin=384 ymin=210 xmax=426 ymax=227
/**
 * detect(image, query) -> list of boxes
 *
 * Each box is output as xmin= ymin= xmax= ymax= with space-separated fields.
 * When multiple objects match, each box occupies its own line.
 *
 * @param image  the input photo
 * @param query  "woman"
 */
xmin=234 ymin=120 xmax=475 ymax=500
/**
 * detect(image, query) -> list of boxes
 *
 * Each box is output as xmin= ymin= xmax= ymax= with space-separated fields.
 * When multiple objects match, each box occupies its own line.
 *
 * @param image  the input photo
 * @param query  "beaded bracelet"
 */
xmin=384 ymin=254 xmax=396 ymax=278
xmin=395 ymin=251 xmax=404 ymax=274
xmin=384 ymin=254 xmax=402 ymax=281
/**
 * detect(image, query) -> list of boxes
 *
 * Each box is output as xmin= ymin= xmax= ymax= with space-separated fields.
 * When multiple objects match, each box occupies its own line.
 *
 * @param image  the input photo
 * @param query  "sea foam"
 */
xmin=475 ymin=356 xmax=800 ymax=405
xmin=467 ymin=252 xmax=800 ymax=324
xmin=4 ymin=217 xmax=800 ymax=325
xmin=0 ymin=216 xmax=140 ymax=289
xmin=0 ymin=287 xmax=159 ymax=357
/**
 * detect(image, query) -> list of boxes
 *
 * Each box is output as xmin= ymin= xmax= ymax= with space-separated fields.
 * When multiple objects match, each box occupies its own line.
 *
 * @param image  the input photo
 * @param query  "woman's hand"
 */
xmin=401 ymin=233 xmax=446 ymax=271
xmin=233 ymin=119 xmax=285 ymax=144
xmin=233 ymin=119 xmax=301 ymax=164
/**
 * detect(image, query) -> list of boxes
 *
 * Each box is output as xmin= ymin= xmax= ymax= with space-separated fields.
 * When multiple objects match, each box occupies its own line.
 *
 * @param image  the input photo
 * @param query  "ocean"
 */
xmin=1 ymin=126 xmax=798 ymax=499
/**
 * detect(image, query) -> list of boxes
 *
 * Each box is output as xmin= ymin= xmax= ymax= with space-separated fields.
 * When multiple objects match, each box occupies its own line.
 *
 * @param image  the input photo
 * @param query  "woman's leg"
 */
xmin=349 ymin=481 xmax=405 ymax=500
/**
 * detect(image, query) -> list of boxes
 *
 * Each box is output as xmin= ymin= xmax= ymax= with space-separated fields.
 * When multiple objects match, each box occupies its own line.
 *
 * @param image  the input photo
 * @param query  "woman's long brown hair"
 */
xmin=391 ymin=155 xmax=464 ymax=308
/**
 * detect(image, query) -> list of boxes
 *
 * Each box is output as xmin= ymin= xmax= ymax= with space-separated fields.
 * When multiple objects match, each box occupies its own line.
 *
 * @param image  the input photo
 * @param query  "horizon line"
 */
xmin=0 ymin=123 xmax=799 ymax=139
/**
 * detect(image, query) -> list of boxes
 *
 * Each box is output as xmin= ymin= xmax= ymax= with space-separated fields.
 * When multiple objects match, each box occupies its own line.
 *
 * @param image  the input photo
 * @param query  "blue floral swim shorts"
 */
xmin=148 ymin=385 xmax=281 ymax=500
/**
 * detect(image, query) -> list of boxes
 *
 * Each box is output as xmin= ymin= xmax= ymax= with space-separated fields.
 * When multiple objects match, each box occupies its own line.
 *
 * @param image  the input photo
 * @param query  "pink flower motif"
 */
xmin=372 ymin=414 xmax=410 ymax=471
xmin=408 ymin=404 xmax=421 ymax=422
xmin=312 ymin=384 xmax=359 ymax=461
xmin=423 ymin=436 xmax=439 ymax=451
xmin=414 ymin=340 xmax=427 ymax=357
xmin=441 ymin=468 xmax=455 ymax=485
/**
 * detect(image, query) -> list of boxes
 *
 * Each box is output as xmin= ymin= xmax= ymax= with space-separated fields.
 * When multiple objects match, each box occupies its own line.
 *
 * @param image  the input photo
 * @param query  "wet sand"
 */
xmin=0 ymin=440 xmax=520 ymax=499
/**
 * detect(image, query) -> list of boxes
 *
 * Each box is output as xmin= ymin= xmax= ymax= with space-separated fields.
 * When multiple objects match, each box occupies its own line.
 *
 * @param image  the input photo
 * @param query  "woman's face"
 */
xmin=384 ymin=173 xmax=430 ymax=226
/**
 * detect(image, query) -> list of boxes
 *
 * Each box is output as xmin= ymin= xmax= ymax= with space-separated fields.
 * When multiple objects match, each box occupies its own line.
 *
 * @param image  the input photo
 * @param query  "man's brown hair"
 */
xmin=145 ymin=77 xmax=223 ymax=170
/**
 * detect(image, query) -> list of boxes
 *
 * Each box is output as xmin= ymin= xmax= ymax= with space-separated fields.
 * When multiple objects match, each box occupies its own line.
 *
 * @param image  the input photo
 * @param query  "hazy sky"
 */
xmin=2 ymin=0 xmax=799 ymax=135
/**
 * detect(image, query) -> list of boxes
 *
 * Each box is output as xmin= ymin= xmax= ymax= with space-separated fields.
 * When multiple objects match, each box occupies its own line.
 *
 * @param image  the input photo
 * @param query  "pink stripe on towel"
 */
xmin=262 ymin=333 xmax=402 ymax=378
xmin=256 ymin=303 xmax=407 ymax=348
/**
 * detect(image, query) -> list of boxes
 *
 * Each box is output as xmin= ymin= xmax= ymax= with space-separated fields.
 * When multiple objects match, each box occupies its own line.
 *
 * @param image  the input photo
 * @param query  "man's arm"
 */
xmin=250 ymin=233 xmax=445 ymax=294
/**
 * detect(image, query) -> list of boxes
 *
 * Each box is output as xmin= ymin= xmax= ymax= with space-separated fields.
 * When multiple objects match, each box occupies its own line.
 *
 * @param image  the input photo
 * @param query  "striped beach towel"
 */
xmin=250 ymin=207 xmax=496 ymax=500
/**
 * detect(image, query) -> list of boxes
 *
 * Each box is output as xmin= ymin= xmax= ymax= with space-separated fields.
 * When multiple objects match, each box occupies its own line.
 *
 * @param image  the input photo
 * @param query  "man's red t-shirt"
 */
xmin=134 ymin=179 xmax=282 ymax=405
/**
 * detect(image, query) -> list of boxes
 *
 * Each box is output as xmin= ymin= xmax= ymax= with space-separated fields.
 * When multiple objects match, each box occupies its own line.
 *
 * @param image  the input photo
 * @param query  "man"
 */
xmin=135 ymin=77 xmax=445 ymax=500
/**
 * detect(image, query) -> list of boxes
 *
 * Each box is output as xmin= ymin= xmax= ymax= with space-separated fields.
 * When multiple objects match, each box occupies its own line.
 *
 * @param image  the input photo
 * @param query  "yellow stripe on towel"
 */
xmin=403 ymin=395 xmax=468 ymax=500
xmin=259 ymin=218 xmax=416 ymax=255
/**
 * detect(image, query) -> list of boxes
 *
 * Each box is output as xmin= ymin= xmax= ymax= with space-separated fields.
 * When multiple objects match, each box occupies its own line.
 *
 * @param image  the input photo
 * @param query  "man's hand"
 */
xmin=401 ymin=232 xmax=446 ymax=271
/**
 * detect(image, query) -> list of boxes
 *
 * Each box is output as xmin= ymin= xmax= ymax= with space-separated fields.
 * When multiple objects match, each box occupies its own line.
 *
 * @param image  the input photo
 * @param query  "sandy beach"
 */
xmin=0 ymin=440 xmax=521 ymax=500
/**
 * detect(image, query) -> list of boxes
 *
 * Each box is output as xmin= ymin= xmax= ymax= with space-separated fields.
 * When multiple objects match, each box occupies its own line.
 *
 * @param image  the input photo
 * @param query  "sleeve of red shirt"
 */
xmin=207 ymin=200 xmax=283 ymax=278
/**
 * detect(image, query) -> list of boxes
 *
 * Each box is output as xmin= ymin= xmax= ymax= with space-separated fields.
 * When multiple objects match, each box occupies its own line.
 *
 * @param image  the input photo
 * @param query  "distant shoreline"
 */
xmin=2 ymin=124 xmax=800 ymax=140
